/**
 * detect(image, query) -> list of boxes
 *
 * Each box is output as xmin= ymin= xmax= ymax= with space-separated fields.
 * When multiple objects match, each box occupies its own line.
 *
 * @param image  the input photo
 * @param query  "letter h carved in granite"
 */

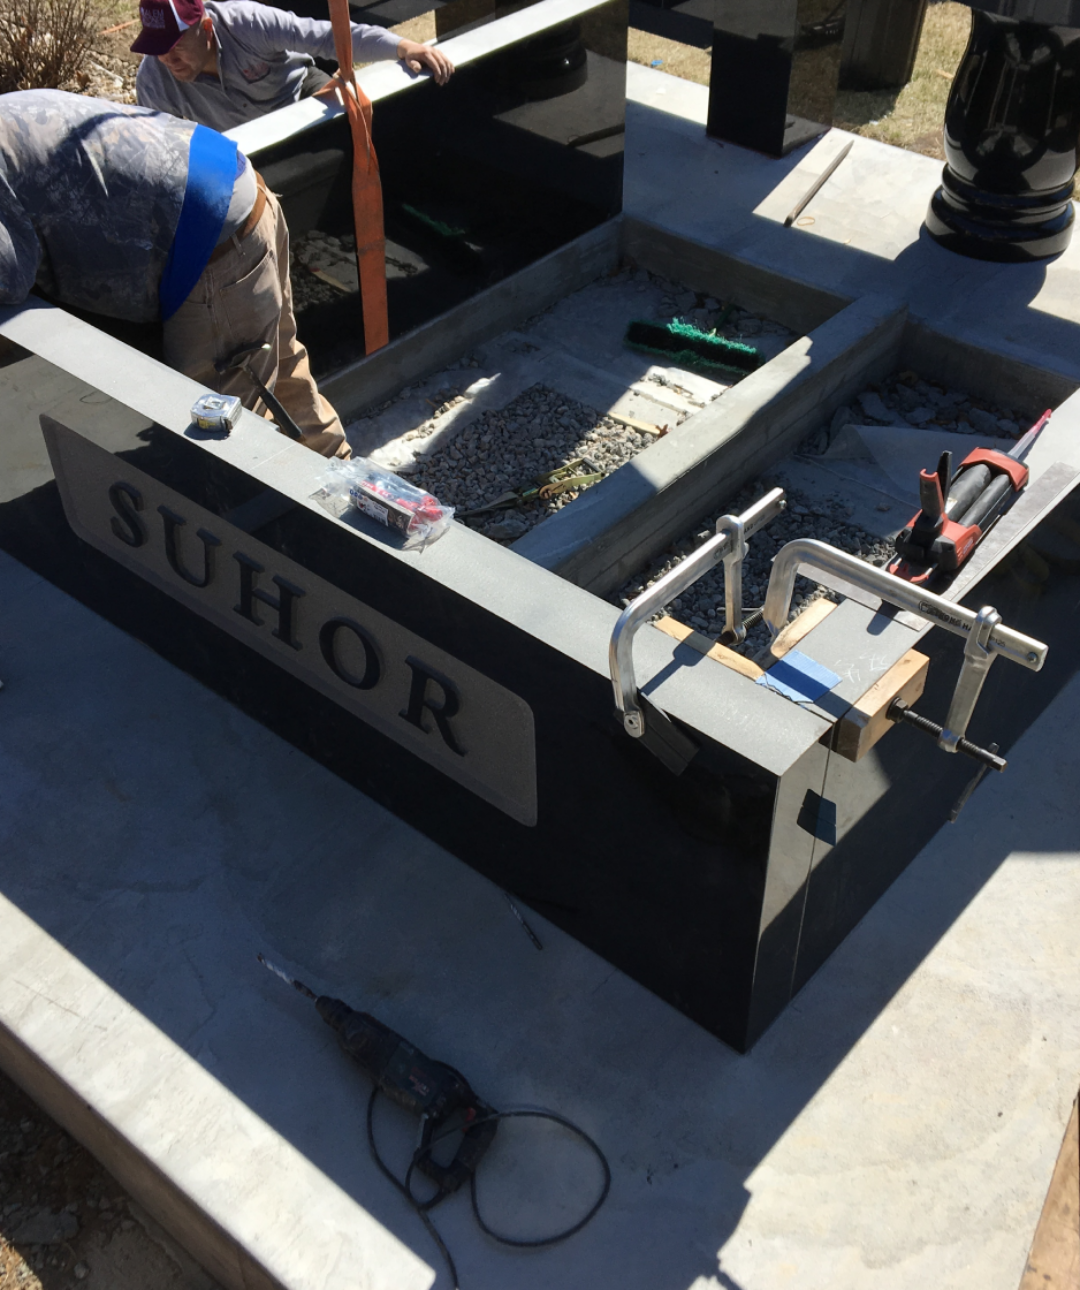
xmin=233 ymin=552 xmax=305 ymax=650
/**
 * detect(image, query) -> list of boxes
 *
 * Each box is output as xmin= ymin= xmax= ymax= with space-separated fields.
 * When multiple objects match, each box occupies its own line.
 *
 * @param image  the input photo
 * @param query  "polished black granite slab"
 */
xmin=3 ymin=343 xmax=1079 ymax=1048
xmin=707 ymin=0 xmax=845 ymax=157
xmin=841 ymin=0 xmax=928 ymax=91
xmin=253 ymin=0 xmax=627 ymax=372
xmin=964 ymin=0 xmax=1080 ymax=18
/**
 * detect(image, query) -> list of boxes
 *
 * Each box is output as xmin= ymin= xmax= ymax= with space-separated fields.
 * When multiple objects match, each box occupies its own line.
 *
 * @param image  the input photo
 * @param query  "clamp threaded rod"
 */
xmin=888 ymin=700 xmax=1007 ymax=772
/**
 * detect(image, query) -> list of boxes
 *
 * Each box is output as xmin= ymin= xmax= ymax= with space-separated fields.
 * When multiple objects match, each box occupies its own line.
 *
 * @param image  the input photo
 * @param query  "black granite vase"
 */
xmin=926 ymin=10 xmax=1080 ymax=261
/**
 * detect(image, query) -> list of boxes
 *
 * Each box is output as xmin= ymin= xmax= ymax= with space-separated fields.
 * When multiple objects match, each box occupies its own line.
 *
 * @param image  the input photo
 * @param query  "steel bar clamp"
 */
xmin=762 ymin=538 xmax=1048 ymax=771
xmin=609 ymin=488 xmax=786 ymax=752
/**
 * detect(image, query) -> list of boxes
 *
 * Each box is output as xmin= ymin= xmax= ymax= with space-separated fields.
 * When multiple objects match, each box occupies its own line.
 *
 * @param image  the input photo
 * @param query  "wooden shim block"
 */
xmin=654 ymin=616 xmax=763 ymax=680
xmin=1019 ymin=1096 xmax=1079 ymax=1290
xmin=609 ymin=412 xmax=666 ymax=436
xmin=308 ymin=266 xmax=354 ymax=295
xmin=833 ymin=648 xmax=929 ymax=763
xmin=765 ymin=597 xmax=837 ymax=664
xmin=655 ymin=599 xmax=842 ymax=685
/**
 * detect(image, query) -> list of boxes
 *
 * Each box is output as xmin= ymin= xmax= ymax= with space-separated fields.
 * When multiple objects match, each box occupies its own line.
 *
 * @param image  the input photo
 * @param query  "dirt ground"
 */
xmin=0 ymin=1069 xmax=219 ymax=1290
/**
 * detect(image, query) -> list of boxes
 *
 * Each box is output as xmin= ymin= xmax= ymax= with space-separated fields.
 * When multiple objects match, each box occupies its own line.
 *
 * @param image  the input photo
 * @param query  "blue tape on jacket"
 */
xmin=159 ymin=124 xmax=238 ymax=321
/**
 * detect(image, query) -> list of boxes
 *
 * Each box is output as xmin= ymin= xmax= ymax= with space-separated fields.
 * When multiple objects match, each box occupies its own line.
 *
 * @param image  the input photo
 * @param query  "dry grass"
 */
xmin=627 ymin=1 xmax=973 ymax=160
xmin=627 ymin=26 xmax=709 ymax=85
xmin=0 ymin=0 xmax=95 ymax=93
xmin=835 ymin=1 xmax=971 ymax=158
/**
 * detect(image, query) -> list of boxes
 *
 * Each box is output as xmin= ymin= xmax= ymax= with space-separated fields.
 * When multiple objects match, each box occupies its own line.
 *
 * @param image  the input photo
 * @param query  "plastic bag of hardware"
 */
xmin=324 ymin=457 xmax=454 ymax=549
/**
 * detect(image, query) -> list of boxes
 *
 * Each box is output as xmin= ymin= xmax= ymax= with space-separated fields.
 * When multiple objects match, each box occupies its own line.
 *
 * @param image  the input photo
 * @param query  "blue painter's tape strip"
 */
xmin=159 ymin=124 xmax=238 ymax=321
xmin=756 ymin=649 xmax=840 ymax=704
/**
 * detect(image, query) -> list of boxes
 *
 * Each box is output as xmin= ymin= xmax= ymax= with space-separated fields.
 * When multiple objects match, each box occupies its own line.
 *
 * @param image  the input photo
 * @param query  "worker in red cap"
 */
xmin=132 ymin=0 xmax=453 ymax=131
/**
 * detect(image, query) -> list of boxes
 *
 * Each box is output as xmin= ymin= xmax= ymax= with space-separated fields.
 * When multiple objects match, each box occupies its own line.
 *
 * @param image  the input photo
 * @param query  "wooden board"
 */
xmin=833 ymin=649 xmax=929 ymax=763
xmin=655 ymin=616 xmax=763 ymax=680
xmin=654 ymin=598 xmax=840 ymax=684
xmin=763 ymin=597 xmax=837 ymax=665
xmin=1019 ymin=1095 xmax=1080 ymax=1290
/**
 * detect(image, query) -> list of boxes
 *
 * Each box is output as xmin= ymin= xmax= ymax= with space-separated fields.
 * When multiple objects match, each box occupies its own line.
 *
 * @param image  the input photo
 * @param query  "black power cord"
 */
xmin=366 ymin=1088 xmax=611 ymax=1289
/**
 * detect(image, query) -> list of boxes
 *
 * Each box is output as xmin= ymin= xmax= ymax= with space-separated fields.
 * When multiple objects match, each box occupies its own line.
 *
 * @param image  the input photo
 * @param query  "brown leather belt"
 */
xmin=207 ymin=172 xmax=268 ymax=265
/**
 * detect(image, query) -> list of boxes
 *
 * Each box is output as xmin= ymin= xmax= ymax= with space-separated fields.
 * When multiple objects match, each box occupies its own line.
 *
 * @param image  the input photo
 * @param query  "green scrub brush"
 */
xmin=624 ymin=318 xmax=760 ymax=376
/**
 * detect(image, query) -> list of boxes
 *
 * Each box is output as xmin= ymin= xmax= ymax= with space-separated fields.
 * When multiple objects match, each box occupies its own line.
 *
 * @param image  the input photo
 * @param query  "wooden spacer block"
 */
xmin=654 ymin=616 xmax=763 ymax=680
xmin=1018 ymin=1095 xmax=1079 ymax=1290
xmin=764 ymin=597 xmax=837 ymax=665
xmin=833 ymin=648 xmax=929 ymax=763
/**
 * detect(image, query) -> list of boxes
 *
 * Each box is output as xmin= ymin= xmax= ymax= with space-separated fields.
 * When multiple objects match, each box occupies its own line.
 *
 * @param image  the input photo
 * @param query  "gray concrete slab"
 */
xmin=623 ymin=64 xmax=1080 ymax=390
xmin=1 ymin=538 xmax=1078 ymax=1290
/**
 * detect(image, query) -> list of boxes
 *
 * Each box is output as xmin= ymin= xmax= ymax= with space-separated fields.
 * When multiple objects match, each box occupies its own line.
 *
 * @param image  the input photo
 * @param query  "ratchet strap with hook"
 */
xmin=322 ymin=0 xmax=389 ymax=353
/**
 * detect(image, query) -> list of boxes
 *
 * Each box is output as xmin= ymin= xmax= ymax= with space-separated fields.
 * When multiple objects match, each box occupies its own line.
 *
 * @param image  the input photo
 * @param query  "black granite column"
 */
xmin=926 ymin=0 xmax=1080 ymax=261
xmin=707 ymin=0 xmax=846 ymax=157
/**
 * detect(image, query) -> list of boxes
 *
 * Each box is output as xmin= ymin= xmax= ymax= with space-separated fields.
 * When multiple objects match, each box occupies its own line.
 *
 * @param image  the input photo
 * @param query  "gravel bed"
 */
xmin=0 ymin=1068 xmax=221 ymax=1290
xmin=801 ymin=368 xmax=1036 ymax=452
xmin=614 ymin=485 xmax=894 ymax=657
xmin=650 ymin=286 xmax=794 ymax=349
xmin=290 ymin=230 xmax=358 ymax=313
xmin=574 ymin=264 xmax=797 ymax=352
xmin=405 ymin=384 xmax=660 ymax=543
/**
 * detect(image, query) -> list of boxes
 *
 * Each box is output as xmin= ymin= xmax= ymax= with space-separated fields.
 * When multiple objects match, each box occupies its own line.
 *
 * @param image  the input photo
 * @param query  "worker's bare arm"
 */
xmin=396 ymin=39 xmax=454 ymax=85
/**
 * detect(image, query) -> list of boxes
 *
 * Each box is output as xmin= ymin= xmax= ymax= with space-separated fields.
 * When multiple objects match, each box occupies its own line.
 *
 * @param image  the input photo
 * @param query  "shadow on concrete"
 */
xmin=1 ymin=441 xmax=1079 ymax=1289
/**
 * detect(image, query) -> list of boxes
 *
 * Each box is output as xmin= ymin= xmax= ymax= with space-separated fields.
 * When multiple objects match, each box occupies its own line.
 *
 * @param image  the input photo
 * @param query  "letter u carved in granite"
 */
xmin=158 ymin=505 xmax=221 ymax=588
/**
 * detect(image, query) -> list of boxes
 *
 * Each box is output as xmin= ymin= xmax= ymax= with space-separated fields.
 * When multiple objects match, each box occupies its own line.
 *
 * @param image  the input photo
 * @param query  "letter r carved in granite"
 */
xmin=400 ymin=657 xmax=466 ymax=756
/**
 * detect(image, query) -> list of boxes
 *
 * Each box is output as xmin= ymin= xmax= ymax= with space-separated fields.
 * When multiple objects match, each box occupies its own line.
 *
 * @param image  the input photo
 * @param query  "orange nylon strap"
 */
xmin=326 ymin=0 xmax=389 ymax=353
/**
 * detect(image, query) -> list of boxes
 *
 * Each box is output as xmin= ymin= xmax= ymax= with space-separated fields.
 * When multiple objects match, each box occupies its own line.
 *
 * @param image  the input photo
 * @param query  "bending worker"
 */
xmin=132 ymin=0 xmax=454 ymax=130
xmin=0 ymin=89 xmax=350 ymax=458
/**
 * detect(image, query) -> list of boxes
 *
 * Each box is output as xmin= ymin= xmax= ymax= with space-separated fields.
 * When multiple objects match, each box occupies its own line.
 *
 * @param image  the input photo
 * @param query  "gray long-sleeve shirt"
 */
xmin=0 ymin=90 xmax=196 ymax=321
xmin=135 ymin=0 xmax=403 ymax=131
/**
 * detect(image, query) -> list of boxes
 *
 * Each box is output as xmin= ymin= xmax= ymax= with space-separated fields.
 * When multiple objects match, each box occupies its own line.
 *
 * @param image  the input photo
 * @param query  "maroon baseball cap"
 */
xmin=130 ymin=0 xmax=205 ymax=55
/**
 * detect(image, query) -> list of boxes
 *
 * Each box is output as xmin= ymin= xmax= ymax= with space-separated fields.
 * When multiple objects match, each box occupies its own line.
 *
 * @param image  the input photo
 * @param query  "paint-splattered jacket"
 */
xmin=135 ymin=0 xmax=402 ymax=131
xmin=0 ymin=90 xmax=196 ymax=322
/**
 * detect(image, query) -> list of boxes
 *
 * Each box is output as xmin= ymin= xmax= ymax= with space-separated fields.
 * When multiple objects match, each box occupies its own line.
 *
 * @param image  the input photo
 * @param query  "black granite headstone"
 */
xmin=841 ymin=0 xmax=928 ymax=91
xmin=252 ymin=0 xmax=627 ymax=372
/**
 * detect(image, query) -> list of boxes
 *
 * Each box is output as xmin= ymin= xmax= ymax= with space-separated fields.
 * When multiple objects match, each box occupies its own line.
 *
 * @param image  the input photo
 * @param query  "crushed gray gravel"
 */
xmin=614 ymin=484 xmax=894 ymax=656
xmin=627 ymin=274 xmax=795 ymax=350
xmin=405 ymin=384 xmax=661 ymax=543
xmin=800 ymin=368 xmax=1036 ymax=453
xmin=290 ymin=230 xmax=358 ymax=313
xmin=613 ymin=368 xmax=1036 ymax=655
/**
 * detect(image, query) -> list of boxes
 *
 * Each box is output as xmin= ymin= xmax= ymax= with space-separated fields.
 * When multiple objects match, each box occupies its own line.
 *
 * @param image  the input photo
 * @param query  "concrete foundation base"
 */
xmin=1 ymin=62 xmax=1079 ymax=1290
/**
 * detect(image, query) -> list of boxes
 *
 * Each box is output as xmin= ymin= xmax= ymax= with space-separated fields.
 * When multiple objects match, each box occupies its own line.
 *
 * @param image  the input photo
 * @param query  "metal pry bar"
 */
xmin=784 ymin=140 xmax=853 ymax=228
xmin=610 ymin=488 xmax=786 ymax=738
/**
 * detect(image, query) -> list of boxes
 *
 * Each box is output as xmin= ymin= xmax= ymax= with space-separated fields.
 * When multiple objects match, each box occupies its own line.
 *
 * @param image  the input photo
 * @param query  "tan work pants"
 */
xmin=163 ymin=186 xmax=350 ymax=460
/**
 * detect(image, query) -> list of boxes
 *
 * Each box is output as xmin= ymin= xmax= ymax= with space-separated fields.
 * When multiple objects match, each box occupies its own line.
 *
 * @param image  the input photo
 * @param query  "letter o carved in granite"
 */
xmin=319 ymin=617 xmax=382 ymax=690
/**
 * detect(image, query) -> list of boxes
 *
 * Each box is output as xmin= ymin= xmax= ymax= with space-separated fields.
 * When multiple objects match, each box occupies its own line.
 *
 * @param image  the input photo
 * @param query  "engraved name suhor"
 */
xmin=42 ymin=418 xmax=538 ymax=825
